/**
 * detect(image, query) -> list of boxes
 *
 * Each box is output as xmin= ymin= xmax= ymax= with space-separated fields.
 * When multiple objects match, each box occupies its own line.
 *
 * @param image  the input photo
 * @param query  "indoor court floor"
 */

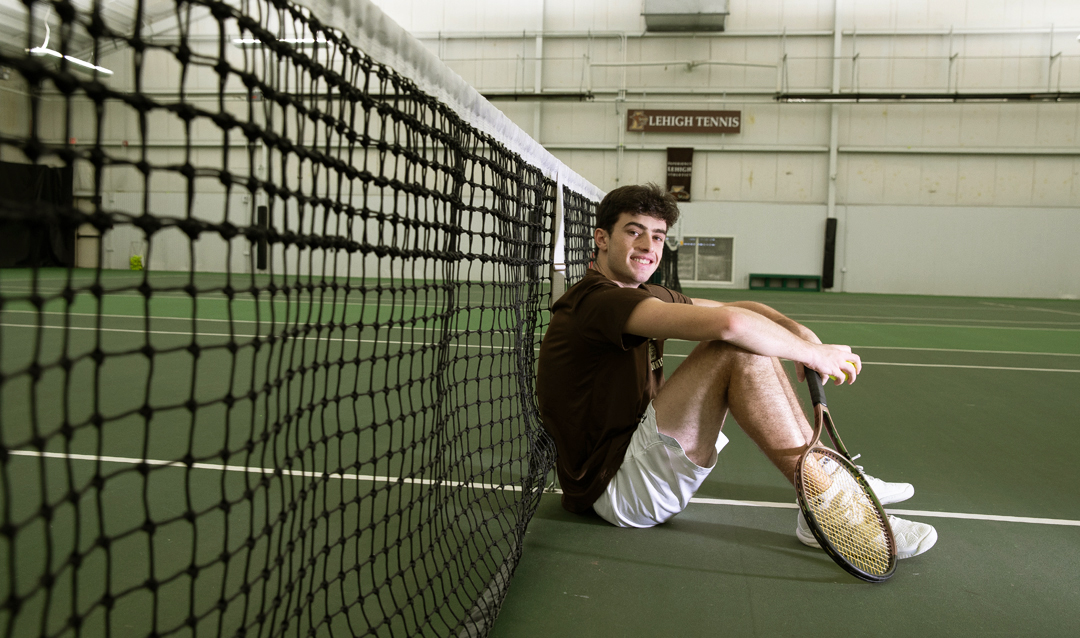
xmin=2 ymin=273 xmax=1078 ymax=637
xmin=492 ymin=288 xmax=1080 ymax=638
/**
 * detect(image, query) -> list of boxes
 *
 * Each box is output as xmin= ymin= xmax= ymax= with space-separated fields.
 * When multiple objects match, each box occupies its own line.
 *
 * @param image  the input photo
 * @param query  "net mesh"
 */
xmin=559 ymin=188 xmax=595 ymax=284
xmin=0 ymin=1 xmax=598 ymax=636
xmin=800 ymin=449 xmax=894 ymax=578
xmin=652 ymin=243 xmax=682 ymax=293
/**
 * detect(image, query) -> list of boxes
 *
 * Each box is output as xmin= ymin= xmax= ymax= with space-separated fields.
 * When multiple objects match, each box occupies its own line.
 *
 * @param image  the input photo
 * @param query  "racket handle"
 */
xmin=806 ymin=369 xmax=828 ymax=407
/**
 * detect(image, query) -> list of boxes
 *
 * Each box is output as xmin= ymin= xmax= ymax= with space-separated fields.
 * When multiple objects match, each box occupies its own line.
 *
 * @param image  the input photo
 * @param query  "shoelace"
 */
xmin=849 ymin=454 xmax=875 ymax=479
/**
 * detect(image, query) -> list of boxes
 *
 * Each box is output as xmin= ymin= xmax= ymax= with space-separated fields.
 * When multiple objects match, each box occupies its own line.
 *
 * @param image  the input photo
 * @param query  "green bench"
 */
xmin=749 ymin=273 xmax=822 ymax=292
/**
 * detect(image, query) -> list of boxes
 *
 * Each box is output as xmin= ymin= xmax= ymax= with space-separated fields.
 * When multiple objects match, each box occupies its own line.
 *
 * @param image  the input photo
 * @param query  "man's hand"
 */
xmin=713 ymin=302 xmax=859 ymax=385
xmin=805 ymin=344 xmax=862 ymax=385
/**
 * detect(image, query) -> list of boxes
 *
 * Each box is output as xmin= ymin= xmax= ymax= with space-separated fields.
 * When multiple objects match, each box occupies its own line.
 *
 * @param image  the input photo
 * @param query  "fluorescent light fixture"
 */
xmin=30 ymin=46 xmax=113 ymax=75
xmin=776 ymin=92 xmax=1080 ymax=103
xmin=28 ymin=8 xmax=113 ymax=76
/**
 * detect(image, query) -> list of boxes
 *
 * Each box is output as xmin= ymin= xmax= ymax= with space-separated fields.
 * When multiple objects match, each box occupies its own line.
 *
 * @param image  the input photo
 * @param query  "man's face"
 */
xmin=594 ymin=212 xmax=667 ymax=287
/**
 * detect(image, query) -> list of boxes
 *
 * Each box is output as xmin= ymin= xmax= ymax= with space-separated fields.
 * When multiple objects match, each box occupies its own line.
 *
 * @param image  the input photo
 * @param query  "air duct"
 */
xmin=642 ymin=0 xmax=730 ymax=33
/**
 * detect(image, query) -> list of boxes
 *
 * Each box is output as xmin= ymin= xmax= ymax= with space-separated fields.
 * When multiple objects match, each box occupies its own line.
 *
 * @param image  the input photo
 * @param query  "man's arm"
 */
xmin=691 ymin=298 xmax=813 ymax=338
xmin=690 ymin=298 xmax=826 ymax=381
xmin=624 ymin=298 xmax=860 ymax=383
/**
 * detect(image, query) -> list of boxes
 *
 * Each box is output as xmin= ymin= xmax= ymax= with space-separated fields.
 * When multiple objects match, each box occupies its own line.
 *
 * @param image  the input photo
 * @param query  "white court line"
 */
xmin=687 ymin=496 xmax=1080 ymax=527
xmin=8 ymin=282 xmax=1079 ymax=317
xmin=0 ymin=288 xmax=488 ymax=307
xmin=0 ymin=322 xmax=515 ymax=351
xmin=668 ymin=341 xmax=1080 ymax=358
xmin=10 ymin=450 xmax=1076 ymax=527
xmin=7 ymin=306 xmax=1080 ymax=333
xmin=847 ymin=345 xmax=1080 ymax=358
xmin=9 ymin=293 xmax=1078 ymax=330
xmin=711 ymin=298 xmax=1080 ymax=313
xmin=1 ymin=309 xmax=439 ymax=327
xmin=980 ymin=301 xmax=1080 ymax=318
xmin=20 ymin=308 xmax=1079 ymax=332
xmin=7 ymin=450 xmax=522 ymax=492
xmin=663 ymin=351 xmax=1080 ymax=373
xmin=5 ymin=323 xmax=1080 ymax=372
xmin=13 ymin=312 xmax=1080 ymax=358
xmin=9 ymin=310 xmax=1080 ymax=356
xmin=796 ymin=319 xmax=1080 ymax=332
xmin=866 ymin=361 xmax=1080 ymax=373
xmin=789 ymin=313 xmax=1080 ymax=327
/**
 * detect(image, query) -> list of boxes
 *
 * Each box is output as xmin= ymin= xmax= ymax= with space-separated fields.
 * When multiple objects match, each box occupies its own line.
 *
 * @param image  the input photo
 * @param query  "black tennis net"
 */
xmin=0 ymin=1 xmax=598 ymax=637
xmin=560 ymin=187 xmax=597 ymax=285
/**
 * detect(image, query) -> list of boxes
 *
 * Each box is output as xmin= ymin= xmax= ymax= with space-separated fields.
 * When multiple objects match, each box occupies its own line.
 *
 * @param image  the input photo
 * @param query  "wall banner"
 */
xmin=627 ymin=109 xmax=741 ymax=134
xmin=666 ymin=147 xmax=694 ymax=201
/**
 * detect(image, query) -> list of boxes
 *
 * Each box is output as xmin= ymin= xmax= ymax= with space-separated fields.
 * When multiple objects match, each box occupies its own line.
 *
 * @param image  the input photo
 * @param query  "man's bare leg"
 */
xmin=652 ymin=341 xmax=938 ymax=558
xmin=652 ymin=341 xmax=813 ymax=484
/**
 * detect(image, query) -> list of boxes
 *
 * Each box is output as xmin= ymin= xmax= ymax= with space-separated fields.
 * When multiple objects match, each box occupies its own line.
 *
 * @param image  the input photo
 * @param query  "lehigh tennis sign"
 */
xmin=667 ymin=148 xmax=693 ymax=201
xmin=627 ymin=109 xmax=741 ymax=134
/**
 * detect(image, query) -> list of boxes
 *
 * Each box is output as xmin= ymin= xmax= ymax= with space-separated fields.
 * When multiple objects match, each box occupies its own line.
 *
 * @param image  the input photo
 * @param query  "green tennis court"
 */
xmin=491 ymin=289 xmax=1080 ymax=637
xmin=1 ymin=268 xmax=549 ymax=638
xmin=6 ymin=273 xmax=1077 ymax=637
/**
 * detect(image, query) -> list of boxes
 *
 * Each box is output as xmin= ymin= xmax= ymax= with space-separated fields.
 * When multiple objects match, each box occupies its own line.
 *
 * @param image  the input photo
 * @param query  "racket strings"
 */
xmin=802 ymin=450 xmax=893 ymax=576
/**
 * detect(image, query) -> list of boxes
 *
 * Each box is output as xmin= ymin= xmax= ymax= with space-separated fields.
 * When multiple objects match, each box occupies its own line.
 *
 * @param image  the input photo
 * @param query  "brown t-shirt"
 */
xmin=536 ymin=268 xmax=692 ymax=513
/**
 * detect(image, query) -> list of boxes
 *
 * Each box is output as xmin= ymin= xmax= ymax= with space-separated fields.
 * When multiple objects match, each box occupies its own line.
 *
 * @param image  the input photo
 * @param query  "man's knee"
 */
xmin=691 ymin=340 xmax=775 ymax=370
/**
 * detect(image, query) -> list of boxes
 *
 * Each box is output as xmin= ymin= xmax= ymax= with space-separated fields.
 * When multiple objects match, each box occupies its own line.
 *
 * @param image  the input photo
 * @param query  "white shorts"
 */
xmin=592 ymin=402 xmax=729 ymax=528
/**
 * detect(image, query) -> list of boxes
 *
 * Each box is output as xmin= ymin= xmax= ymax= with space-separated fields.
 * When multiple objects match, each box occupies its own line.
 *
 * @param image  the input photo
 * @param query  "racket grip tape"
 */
xmin=806 ymin=369 xmax=827 ymax=408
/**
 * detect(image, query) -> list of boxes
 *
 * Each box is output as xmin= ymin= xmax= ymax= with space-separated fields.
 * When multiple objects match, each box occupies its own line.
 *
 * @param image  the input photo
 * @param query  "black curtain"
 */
xmin=0 ymin=161 xmax=76 ymax=268
xmin=822 ymin=217 xmax=838 ymax=289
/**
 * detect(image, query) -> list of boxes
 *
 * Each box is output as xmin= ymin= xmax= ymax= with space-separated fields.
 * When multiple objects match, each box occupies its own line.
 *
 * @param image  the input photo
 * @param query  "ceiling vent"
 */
xmin=642 ymin=0 xmax=730 ymax=33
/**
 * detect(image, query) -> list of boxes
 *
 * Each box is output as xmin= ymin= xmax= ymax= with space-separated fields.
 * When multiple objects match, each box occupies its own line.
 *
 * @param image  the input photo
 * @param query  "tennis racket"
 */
xmin=795 ymin=369 xmax=897 ymax=582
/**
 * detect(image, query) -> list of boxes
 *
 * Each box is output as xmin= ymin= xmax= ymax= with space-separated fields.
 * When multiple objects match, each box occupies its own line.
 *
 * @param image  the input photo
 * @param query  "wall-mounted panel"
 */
xmin=992 ymin=156 xmax=1036 ymax=206
xmin=738 ymin=154 xmax=780 ymax=199
xmin=676 ymin=201 xmax=827 ymax=288
xmin=842 ymin=155 xmax=887 ymax=204
xmin=842 ymin=204 xmax=1080 ymax=298
xmin=1032 ymin=157 xmax=1077 ymax=207
xmin=775 ymin=154 xmax=826 ymax=203
xmin=955 ymin=157 xmax=997 ymax=205
xmin=879 ymin=155 xmax=924 ymax=204
xmin=958 ymin=104 xmax=1002 ymax=146
xmin=919 ymin=156 xmax=961 ymax=205
xmin=884 ymin=105 xmax=927 ymax=146
xmin=775 ymin=104 xmax=829 ymax=146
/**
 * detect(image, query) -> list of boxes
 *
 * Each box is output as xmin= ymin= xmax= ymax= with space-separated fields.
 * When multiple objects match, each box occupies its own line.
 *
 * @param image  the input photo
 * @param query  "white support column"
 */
xmin=533 ymin=0 xmax=545 ymax=140
xmin=827 ymin=0 xmax=843 ymax=220
xmin=827 ymin=0 xmax=844 ymax=290
xmin=550 ymin=174 xmax=567 ymax=305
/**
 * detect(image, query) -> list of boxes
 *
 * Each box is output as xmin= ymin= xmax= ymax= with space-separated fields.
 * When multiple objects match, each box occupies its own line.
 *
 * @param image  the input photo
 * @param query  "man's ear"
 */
xmin=593 ymin=227 xmax=608 ymax=252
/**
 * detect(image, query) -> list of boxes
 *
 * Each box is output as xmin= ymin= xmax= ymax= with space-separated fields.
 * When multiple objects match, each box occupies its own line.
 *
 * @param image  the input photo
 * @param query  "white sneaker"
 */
xmin=886 ymin=515 xmax=938 ymax=559
xmin=820 ymin=456 xmax=914 ymax=505
xmin=796 ymin=510 xmax=938 ymax=559
xmin=862 ymin=472 xmax=914 ymax=505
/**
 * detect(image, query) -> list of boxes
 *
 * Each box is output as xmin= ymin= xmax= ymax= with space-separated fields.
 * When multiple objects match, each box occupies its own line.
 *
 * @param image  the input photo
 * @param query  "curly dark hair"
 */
xmin=595 ymin=183 xmax=680 ymax=235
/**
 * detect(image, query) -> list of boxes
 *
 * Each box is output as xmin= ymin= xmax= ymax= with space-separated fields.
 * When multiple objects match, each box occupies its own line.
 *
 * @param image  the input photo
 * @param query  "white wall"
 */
xmin=374 ymin=0 xmax=1080 ymax=299
xmin=675 ymin=201 xmax=826 ymax=288
xmin=840 ymin=204 xmax=1080 ymax=297
xmin=6 ymin=0 xmax=1078 ymax=297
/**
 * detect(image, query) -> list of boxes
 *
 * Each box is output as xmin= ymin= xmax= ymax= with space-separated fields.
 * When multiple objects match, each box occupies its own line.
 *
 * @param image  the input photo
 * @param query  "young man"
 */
xmin=537 ymin=184 xmax=937 ymax=558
